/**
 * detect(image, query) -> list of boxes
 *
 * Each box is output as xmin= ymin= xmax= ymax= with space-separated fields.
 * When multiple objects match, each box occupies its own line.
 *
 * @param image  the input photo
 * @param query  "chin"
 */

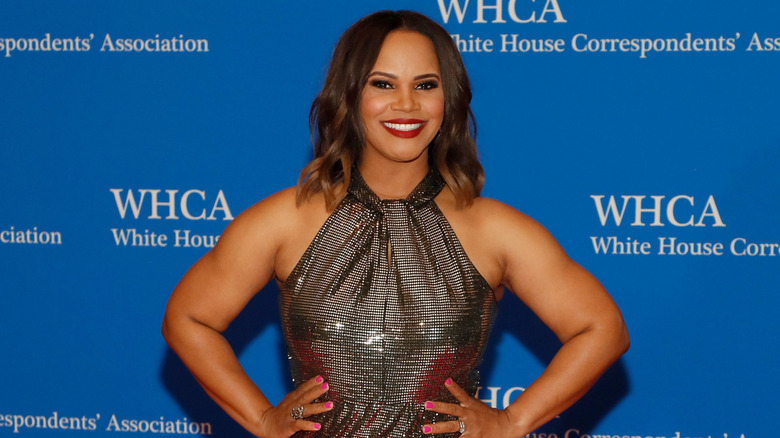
xmin=383 ymin=144 xmax=430 ymax=164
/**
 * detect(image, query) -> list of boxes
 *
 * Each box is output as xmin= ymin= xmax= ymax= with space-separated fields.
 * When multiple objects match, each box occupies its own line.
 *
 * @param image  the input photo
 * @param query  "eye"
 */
xmin=415 ymin=80 xmax=439 ymax=90
xmin=370 ymin=80 xmax=393 ymax=90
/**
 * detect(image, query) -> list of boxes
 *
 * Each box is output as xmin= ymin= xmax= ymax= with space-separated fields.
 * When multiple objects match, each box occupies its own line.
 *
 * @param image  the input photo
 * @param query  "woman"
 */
xmin=162 ymin=10 xmax=629 ymax=438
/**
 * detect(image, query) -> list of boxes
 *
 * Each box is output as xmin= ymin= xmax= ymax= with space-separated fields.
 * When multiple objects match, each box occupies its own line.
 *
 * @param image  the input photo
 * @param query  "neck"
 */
xmin=358 ymin=157 xmax=430 ymax=200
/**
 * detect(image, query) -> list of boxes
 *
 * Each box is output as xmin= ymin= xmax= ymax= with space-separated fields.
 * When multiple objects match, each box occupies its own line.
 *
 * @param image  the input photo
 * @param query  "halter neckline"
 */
xmin=346 ymin=167 xmax=445 ymax=211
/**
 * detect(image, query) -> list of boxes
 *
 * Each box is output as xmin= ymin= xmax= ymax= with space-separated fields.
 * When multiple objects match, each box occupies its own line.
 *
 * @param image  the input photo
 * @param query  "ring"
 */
xmin=291 ymin=405 xmax=305 ymax=420
xmin=458 ymin=420 xmax=465 ymax=434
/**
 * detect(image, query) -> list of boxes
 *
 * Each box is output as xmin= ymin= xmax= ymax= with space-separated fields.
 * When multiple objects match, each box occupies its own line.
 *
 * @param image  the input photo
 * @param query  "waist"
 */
xmin=291 ymin=357 xmax=480 ymax=405
xmin=296 ymin=398 xmax=461 ymax=438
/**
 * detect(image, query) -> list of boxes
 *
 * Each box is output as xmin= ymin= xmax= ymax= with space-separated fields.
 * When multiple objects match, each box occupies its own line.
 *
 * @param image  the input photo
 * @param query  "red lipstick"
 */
xmin=381 ymin=118 xmax=427 ymax=138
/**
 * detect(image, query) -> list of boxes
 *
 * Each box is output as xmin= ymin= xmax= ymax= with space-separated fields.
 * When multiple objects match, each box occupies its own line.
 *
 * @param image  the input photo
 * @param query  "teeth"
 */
xmin=382 ymin=122 xmax=423 ymax=131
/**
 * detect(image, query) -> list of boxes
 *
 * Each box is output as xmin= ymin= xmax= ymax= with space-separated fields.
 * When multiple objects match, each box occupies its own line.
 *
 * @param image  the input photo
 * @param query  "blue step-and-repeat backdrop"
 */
xmin=1 ymin=1 xmax=778 ymax=437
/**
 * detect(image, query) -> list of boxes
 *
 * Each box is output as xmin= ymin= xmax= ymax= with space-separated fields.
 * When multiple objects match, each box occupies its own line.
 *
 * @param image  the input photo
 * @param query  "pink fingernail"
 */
xmin=321 ymin=383 xmax=329 ymax=390
xmin=315 ymin=376 xmax=324 ymax=383
xmin=314 ymin=423 xmax=321 ymax=430
xmin=445 ymin=378 xmax=453 ymax=385
xmin=425 ymin=401 xmax=434 ymax=409
xmin=324 ymin=402 xmax=333 ymax=409
xmin=423 ymin=426 xmax=432 ymax=434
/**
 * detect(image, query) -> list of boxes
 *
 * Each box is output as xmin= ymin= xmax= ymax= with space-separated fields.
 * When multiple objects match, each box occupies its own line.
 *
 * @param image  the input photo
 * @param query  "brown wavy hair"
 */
xmin=297 ymin=10 xmax=483 ymax=209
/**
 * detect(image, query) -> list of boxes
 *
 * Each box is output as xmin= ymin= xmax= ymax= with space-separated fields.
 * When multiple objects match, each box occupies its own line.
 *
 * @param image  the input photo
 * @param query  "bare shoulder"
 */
xmin=437 ymin=190 xmax=570 ymax=293
xmin=475 ymin=196 xmax=570 ymax=276
xmin=438 ymin=192 xmax=553 ymax=250
xmin=218 ymin=186 xmax=328 ymax=256
xmin=217 ymin=187 xmax=301 ymax=248
xmin=436 ymin=191 xmax=548 ymax=292
xmin=474 ymin=197 xmax=560 ymax=247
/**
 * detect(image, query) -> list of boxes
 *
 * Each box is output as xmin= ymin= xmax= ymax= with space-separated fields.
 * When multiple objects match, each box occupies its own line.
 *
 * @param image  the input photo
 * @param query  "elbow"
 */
xmin=617 ymin=321 xmax=630 ymax=355
xmin=612 ymin=314 xmax=630 ymax=357
xmin=601 ymin=303 xmax=630 ymax=357
xmin=161 ymin=308 xmax=222 ymax=351
xmin=160 ymin=300 xmax=190 ymax=348
xmin=161 ymin=309 xmax=183 ymax=348
xmin=161 ymin=312 xmax=173 ymax=345
xmin=591 ymin=312 xmax=630 ymax=360
xmin=575 ymin=311 xmax=630 ymax=357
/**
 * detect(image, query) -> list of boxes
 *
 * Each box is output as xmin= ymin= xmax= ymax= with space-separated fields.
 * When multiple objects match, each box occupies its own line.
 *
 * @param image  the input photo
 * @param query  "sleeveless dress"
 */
xmin=280 ymin=168 xmax=498 ymax=437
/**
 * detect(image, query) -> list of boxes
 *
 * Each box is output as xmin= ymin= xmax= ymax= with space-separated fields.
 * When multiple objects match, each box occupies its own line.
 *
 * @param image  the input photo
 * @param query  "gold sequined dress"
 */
xmin=280 ymin=168 xmax=497 ymax=437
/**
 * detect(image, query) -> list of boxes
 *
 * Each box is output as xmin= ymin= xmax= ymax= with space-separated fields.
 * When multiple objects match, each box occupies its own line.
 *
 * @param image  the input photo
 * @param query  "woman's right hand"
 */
xmin=256 ymin=375 xmax=334 ymax=437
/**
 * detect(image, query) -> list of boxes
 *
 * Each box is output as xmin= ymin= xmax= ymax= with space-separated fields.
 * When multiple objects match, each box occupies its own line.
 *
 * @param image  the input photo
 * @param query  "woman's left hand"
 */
xmin=422 ymin=378 xmax=520 ymax=437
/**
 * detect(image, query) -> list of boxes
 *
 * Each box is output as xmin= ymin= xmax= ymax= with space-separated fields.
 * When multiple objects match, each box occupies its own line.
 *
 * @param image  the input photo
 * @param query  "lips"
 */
xmin=381 ymin=118 xmax=427 ymax=138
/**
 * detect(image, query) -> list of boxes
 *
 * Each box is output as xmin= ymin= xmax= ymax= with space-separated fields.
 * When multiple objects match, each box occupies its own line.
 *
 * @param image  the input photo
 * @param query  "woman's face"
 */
xmin=360 ymin=30 xmax=445 ymax=167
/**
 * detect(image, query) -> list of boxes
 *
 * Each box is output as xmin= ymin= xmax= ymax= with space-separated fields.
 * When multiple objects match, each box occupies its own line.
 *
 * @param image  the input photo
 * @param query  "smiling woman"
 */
xmin=298 ymin=10 xmax=483 ymax=210
xmin=359 ymin=31 xmax=445 ymax=195
xmin=162 ymin=9 xmax=628 ymax=438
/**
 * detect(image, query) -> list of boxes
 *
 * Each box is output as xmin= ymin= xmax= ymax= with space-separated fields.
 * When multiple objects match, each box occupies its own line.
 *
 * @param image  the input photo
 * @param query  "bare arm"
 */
xmin=425 ymin=198 xmax=629 ymax=437
xmin=496 ymin=204 xmax=630 ymax=435
xmin=161 ymin=188 xmax=329 ymax=437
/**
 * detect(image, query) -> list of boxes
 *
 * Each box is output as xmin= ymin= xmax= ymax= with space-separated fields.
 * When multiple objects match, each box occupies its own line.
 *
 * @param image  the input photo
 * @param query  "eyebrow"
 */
xmin=368 ymin=71 xmax=441 ymax=81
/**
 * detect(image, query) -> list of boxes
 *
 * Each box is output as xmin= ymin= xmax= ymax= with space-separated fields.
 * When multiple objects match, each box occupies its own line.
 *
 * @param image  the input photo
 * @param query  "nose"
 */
xmin=390 ymin=87 xmax=418 ymax=112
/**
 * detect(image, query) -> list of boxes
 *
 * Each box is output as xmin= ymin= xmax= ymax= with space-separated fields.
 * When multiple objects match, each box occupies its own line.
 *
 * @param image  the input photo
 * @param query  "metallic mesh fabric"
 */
xmin=280 ymin=168 xmax=498 ymax=437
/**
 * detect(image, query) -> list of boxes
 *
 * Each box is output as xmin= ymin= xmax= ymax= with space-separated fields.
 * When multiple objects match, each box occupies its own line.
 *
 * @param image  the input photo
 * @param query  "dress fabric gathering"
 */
xmin=280 ymin=168 xmax=498 ymax=437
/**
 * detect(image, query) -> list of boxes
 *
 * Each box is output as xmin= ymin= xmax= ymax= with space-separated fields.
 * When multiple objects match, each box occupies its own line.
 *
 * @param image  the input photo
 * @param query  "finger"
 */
xmin=304 ymin=401 xmax=335 ymax=416
xmin=298 ymin=375 xmax=327 ymax=392
xmin=299 ymin=380 xmax=330 ymax=404
xmin=423 ymin=400 xmax=463 ymax=417
xmin=286 ymin=376 xmax=330 ymax=407
xmin=422 ymin=420 xmax=461 ymax=435
xmin=291 ymin=400 xmax=335 ymax=419
xmin=293 ymin=419 xmax=323 ymax=433
xmin=444 ymin=378 xmax=470 ymax=404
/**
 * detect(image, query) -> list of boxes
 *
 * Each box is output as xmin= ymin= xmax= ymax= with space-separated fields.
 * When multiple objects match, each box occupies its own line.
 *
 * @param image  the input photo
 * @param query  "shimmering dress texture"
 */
xmin=280 ymin=169 xmax=497 ymax=437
